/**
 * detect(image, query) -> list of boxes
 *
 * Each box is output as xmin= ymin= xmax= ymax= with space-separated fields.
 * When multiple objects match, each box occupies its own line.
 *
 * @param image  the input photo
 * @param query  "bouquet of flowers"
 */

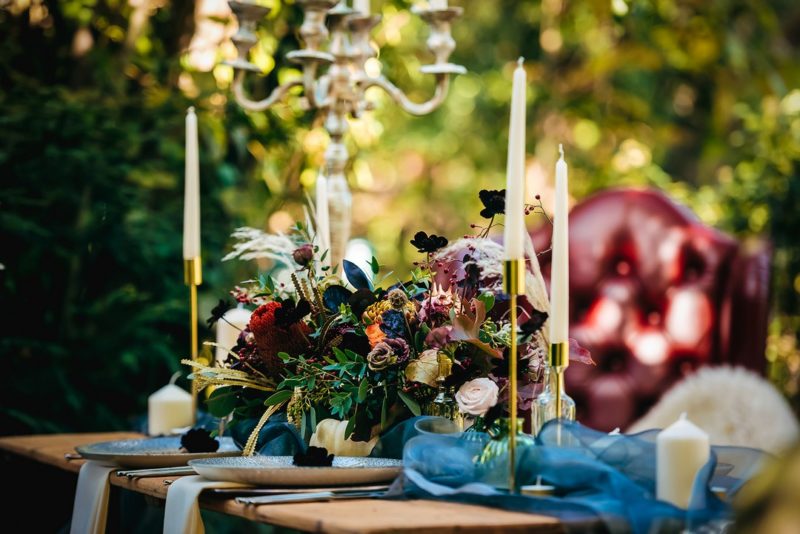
xmin=185 ymin=190 xmax=590 ymax=456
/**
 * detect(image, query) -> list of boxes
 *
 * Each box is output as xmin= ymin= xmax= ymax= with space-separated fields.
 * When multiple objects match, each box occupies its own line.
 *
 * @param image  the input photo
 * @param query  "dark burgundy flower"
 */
xmin=274 ymin=299 xmax=311 ymax=327
xmin=520 ymin=309 xmax=549 ymax=336
xmin=293 ymin=446 xmax=334 ymax=466
xmin=207 ymin=299 xmax=232 ymax=328
xmin=292 ymin=244 xmax=315 ymax=266
xmin=180 ymin=428 xmax=219 ymax=453
xmin=410 ymin=231 xmax=448 ymax=254
xmin=385 ymin=337 xmax=410 ymax=364
xmin=479 ymin=189 xmax=505 ymax=219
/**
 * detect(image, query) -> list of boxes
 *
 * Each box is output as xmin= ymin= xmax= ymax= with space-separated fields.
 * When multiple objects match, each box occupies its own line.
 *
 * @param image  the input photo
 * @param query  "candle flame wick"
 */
xmin=517 ymin=57 xmax=525 ymax=66
xmin=558 ymin=143 xmax=564 ymax=158
xmin=187 ymin=106 xmax=196 ymax=115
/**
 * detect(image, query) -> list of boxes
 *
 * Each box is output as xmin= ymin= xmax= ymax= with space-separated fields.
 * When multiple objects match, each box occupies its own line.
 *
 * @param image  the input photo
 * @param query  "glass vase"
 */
xmin=532 ymin=366 xmax=576 ymax=436
xmin=477 ymin=417 xmax=535 ymax=490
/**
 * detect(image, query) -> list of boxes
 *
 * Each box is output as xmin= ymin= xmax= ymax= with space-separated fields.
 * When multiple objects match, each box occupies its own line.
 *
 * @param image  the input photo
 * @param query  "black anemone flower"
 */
xmin=207 ymin=299 xmax=232 ymax=328
xmin=293 ymin=446 xmax=334 ymax=466
xmin=274 ymin=299 xmax=312 ymax=327
xmin=180 ymin=428 xmax=220 ymax=453
xmin=410 ymin=231 xmax=448 ymax=254
xmin=479 ymin=189 xmax=506 ymax=219
xmin=520 ymin=309 xmax=549 ymax=336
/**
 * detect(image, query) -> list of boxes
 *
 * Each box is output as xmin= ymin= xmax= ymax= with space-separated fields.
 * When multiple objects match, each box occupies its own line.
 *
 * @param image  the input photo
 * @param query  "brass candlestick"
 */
xmin=503 ymin=258 xmax=525 ymax=493
xmin=549 ymin=341 xmax=569 ymax=419
xmin=184 ymin=256 xmax=202 ymax=423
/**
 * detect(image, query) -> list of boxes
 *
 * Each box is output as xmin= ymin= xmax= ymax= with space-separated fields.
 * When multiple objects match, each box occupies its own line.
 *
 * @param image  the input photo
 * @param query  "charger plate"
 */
xmin=189 ymin=456 xmax=402 ymax=486
xmin=76 ymin=436 xmax=240 ymax=468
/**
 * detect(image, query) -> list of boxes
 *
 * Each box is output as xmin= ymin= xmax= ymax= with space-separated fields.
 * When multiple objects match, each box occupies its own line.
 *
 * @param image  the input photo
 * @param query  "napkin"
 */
xmin=70 ymin=460 xmax=117 ymax=534
xmin=163 ymin=475 xmax=249 ymax=534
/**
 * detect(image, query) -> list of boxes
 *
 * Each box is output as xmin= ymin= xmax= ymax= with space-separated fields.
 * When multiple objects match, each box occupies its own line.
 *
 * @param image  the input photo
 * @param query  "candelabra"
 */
xmin=224 ymin=0 xmax=466 ymax=267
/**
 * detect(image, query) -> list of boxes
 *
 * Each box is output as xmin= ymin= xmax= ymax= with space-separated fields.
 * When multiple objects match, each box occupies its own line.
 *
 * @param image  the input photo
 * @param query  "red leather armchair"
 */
xmin=532 ymin=188 xmax=770 ymax=431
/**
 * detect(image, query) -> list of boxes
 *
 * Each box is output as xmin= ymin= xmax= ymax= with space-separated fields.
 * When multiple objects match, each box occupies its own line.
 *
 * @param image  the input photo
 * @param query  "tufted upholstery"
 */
xmin=532 ymin=188 xmax=770 ymax=431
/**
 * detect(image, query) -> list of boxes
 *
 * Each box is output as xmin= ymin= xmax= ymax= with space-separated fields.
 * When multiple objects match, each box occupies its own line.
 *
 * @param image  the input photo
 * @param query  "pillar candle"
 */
xmin=148 ymin=382 xmax=194 ymax=435
xmin=657 ymin=413 xmax=710 ymax=508
xmin=183 ymin=107 xmax=201 ymax=260
xmin=353 ymin=0 xmax=369 ymax=15
xmin=215 ymin=307 xmax=252 ymax=366
xmin=550 ymin=145 xmax=569 ymax=343
xmin=503 ymin=58 xmax=527 ymax=261
xmin=430 ymin=0 xmax=448 ymax=8
xmin=316 ymin=173 xmax=331 ymax=268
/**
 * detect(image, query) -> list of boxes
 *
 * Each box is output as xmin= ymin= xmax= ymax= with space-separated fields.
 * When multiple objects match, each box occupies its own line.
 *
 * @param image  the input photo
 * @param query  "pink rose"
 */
xmin=455 ymin=378 xmax=499 ymax=416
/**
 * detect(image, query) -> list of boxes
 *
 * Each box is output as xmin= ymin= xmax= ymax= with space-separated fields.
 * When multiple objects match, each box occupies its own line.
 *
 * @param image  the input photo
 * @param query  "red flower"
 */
xmin=249 ymin=302 xmax=311 ymax=376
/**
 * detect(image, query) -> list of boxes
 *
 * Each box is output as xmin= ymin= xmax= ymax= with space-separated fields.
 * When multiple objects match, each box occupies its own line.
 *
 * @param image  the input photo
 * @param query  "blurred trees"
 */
xmin=1 ymin=0 xmax=799 ymax=433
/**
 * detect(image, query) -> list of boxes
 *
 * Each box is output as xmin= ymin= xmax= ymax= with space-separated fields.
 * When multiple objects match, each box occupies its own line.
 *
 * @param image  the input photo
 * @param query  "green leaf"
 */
xmin=264 ymin=390 xmax=293 ymax=406
xmin=370 ymin=256 xmax=380 ymax=274
xmin=344 ymin=416 xmax=356 ymax=439
xmin=477 ymin=292 xmax=495 ymax=313
xmin=310 ymin=406 xmax=317 ymax=432
xmin=397 ymin=389 xmax=421 ymax=416
xmin=380 ymin=397 xmax=388 ymax=429
xmin=333 ymin=347 xmax=348 ymax=364
xmin=307 ymin=375 xmax=316 ymax=391
xmin=357 ymin=378 xmax=368 ymax=402
xmin=205 ymin=387 xmax=238 ymax=418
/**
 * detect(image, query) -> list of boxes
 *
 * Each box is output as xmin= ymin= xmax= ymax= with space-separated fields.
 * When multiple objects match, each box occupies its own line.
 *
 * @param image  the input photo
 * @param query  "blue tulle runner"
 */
xmin=229 ymin=415 xmax=768 ymax=533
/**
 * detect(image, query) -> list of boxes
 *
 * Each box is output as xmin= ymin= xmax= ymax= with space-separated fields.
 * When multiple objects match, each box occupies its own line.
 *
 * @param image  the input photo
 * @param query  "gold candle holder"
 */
xmin=503 ymin=258 xmax=525 ymax=493
xmin=184 ymin=257 xmax=202 ymax=423
xmin=548 ymin=341 xmax=569 ymax=420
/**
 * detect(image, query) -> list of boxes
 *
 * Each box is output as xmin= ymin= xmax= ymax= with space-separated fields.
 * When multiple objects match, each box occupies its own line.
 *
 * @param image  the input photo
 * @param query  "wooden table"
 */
xmin=0 ymin=432 xmax=564 ymax=533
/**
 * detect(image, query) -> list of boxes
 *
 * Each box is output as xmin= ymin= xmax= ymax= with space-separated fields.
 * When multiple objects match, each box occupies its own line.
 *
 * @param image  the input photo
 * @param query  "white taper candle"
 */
xmin=353 ymin=0 xmax=369 ymax=15
xmin=503 ymin=58 xmax=527 ymax=261
xmin=550 ymin=145 xmax=569 ymax=343
xmin=183 ymin=107 xmax=200 ymax=260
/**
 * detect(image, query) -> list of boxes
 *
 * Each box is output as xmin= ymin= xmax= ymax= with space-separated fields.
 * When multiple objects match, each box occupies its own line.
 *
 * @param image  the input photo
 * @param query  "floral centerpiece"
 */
xmin=185 ymin=191 xmax=590 ymax=456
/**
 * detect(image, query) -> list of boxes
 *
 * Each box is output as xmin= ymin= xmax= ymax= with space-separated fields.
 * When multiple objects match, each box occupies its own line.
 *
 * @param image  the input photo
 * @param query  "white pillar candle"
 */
xmin=503 ymin=58 xmax=527 ymax=261
xmin=550 ymin=145 xmax=569 ymax=343
xmin=183 ymin=107 xmax=201 ymax=260
xmin=353 ymin=0 xmax=369 ymax=15
xmin=315 ymin=173 xmax=331 ymax=268
xmin=430 ymin=0 xmax=448 ymax=8
xmin=148 ymin=382 xmax=194 ymax=435
xmin=215 ymin=307 xmax=252 ymax=366
xmin=657 ymin=413 xmax=710 ymax=508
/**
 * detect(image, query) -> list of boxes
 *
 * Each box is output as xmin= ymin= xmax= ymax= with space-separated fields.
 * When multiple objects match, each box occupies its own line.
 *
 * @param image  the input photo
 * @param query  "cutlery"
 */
xmin=115 ymin=466 xmax=196 ymax=478
xmin=236 ymin=490 xmax=385 ymax=505
xmin=210 ymin=484 xmax=390 ymax=496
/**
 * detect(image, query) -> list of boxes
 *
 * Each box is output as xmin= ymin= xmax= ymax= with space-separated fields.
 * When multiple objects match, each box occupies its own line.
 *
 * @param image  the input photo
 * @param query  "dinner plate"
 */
xmin=76 ymin=436 xmax=241 ymax=468
xmin=189 ymin=456 xmax=402 ymax=486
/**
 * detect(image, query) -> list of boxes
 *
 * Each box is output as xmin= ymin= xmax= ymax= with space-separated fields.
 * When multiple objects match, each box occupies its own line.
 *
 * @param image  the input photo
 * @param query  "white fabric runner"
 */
xmin=70 ymin=460 xmax=117 ymax=534
xmin=163 ymin=475 xmax=249 ymax=534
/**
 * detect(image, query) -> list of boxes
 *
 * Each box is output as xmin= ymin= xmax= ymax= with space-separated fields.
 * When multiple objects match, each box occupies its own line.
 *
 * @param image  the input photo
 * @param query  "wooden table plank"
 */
xmin=0 ymin=433 xmax=563 ymax=534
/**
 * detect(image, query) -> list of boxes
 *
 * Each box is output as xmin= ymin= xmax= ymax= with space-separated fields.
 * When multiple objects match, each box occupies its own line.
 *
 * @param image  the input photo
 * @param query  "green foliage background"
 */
xmin=1 ymin=0 xmax=799 ymax=434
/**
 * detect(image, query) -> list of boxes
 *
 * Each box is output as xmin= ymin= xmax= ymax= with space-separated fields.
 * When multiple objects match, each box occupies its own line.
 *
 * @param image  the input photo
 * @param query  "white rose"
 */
xmin=455 ymin=378 xmax=499 ymax=416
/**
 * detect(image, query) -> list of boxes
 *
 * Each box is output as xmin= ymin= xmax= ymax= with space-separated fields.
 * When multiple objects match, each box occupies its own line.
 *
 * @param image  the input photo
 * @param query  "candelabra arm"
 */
xmin=231 ymin=70 xmax=304 ymax=112
xmin=361 ymin=73 xmax=451 ymax=117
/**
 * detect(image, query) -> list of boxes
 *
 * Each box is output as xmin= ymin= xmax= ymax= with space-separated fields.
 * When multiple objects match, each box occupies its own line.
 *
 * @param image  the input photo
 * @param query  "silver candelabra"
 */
xmin=225 ymin=0 xmax=466 ymax=267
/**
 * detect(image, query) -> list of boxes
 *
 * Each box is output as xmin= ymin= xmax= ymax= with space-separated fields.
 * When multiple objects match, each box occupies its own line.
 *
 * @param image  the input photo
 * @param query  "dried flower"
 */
xmin=478 ymin=189 xmax=505 ymax=219
xmin=379 ymin=309 xmax=406 ymax=338
xmin=388 ymin=289 xmax=409 ymax=310
xmin=410 ymin=231 xmax=448 ymax=254
xmin=249 ymin=302 xmax=311 ymax=375
xmin=207 ymin=299 xmax=232 ymax=328
xmin=292 ymin=244 xmax=315 ymax=266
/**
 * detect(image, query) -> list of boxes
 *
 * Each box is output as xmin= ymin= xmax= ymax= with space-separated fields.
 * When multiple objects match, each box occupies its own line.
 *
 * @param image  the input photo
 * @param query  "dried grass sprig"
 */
xmin=243 ymin=403 xmax=284 ymax=456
